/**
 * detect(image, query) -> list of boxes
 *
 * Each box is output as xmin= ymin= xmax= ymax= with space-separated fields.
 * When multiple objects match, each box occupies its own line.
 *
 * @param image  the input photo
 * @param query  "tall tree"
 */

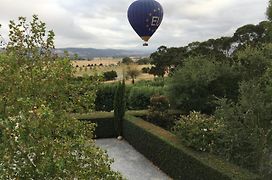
xmin=267 ymin=0 xmax=272 ymax=21
xmin=0 ymin=16 xmax=122 ymax=179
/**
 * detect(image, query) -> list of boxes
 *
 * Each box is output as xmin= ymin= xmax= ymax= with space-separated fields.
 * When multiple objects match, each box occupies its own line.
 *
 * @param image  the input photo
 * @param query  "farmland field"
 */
xmin=72 ymin=59 xmax=154 ymax=83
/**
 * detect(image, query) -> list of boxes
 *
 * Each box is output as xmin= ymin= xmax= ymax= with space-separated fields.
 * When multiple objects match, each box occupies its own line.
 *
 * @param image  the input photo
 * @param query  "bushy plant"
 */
xmin=64 ymin=75 xmax=98 ymax=113
xmin=215 ymin=78 xmax=272 ymax=176
xmin=172 ymin=111 xmax=225 ymax=153
xmin=147 ymin=95 xmax=175 ymax=130
xmin=103 ymin=70 xmax=118 ymax=81
xmin=135 ymin=77 xmax=165 ymax=87
xmin=167 ymin=56 xmax=239 ymax=114
xmin=0 ymin=16 xmax=122 ymax=179
xmin=94 ymin=83 xmax=118 ymax=111
xmin=128 ymin=86 xmax=163 ymax=110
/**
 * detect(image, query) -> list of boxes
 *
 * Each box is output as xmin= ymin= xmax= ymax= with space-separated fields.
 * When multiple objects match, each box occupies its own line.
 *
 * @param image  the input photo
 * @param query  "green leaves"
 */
xmin=267 ymin=0 xmax=272 ymax=21
xmin=0 ymin=16 xmax=122 ymax=179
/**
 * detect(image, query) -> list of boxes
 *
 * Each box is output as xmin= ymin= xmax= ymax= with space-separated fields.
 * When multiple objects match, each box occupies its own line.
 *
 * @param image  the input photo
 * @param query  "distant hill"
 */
xmin=55 ymin=48 xmax=152 ymax=59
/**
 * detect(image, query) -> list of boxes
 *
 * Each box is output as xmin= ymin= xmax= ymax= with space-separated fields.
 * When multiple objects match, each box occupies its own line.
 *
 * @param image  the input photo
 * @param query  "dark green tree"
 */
xmin=113 ymin=80 xmax=126 ymax=137
xmin=267 ymin=0 xmax=272 ymax=21
xmin=136 ymin=57 xmax=151 ymax=65
xmin=122 ymin=57 xmax=133 ymax=64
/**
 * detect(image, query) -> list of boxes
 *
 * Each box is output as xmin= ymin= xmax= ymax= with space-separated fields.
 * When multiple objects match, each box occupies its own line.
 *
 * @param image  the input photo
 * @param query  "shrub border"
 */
xmin=72 ymin=112 xmax=116 ymax=138
xmin=123 ymin=114 xmax=260 ymax=180
xmin=72 ymin=112 xmax=260 ymax=179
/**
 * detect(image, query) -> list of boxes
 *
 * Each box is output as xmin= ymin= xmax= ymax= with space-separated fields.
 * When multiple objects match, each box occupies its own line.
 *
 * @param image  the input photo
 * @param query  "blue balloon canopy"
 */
xmin=127 ymin=0 xmax=163 ymax=44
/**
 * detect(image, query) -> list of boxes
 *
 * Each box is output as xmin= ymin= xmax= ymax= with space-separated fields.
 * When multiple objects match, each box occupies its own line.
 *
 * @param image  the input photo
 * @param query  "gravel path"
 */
xmin=96 ymin=138 xmax=171 ymax=180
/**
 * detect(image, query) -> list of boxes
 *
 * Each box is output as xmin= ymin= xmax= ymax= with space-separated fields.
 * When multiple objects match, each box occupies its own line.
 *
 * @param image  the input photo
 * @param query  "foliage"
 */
xmin=172 ymin=112 xmax=225 ymax=153
xmin=147 ymin=95 xmax=175 ymax=130
xmin=64 ymin=76 xmax=98 ymax=113
xmin=233 ymin=44 xmax=272 ymax=81
xmin=267 ymin=0 xmax=272 ymax=21
xmin=167 ymin=56 xmax=239 ymax=114
xmin=149 ymin=46 xmax=169 ymax=77
xmin=113 ymin=80 xmax=126 ymax=136
xmin=148 ymin=21 xmax=272 ymax=76
xmin=141 ymin=67 xmax=150 ymax=73
xmin=0 ymin=16 xmax=122 ymax=179
xmin=137 ymin=57 xmax=151 ymax=65
xmin=215 ymin=77 xmax=272 ymax=176
xmin=128 ymin=86 xmax=163 ymax=110
xmin=103 ymin=70 xmax=118 ymax=81
xmin=122 ymin=57 xmax=133 ymax=64
xmin=123 ymin=115 xmax=259 ymax=180
xmin=75 ymin=112 xmax=117 ymax=138
xmin=126 ymin=65 xmax=141 ymax=84
xmin=94 ymin=83 xmax=118 ymax=111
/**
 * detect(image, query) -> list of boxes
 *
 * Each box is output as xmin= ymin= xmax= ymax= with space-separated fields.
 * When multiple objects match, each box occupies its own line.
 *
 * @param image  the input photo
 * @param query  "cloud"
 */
xmin=0 ymin=0 xmax=269 ymax=50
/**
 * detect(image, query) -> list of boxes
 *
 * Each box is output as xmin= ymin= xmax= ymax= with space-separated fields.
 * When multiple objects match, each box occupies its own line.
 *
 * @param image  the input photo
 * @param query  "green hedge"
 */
xmin=94 ymin=84 xmax=118 ymax=112
xmin=123 ymin=115 xmax=260 ymax=180
xmin=72 ymin=112 xmax=116 ymax=138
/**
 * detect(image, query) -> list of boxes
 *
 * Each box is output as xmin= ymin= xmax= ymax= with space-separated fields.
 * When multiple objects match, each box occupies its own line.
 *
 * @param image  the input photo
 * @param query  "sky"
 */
xmin=0 ymin=0 xmax=269 ymax=51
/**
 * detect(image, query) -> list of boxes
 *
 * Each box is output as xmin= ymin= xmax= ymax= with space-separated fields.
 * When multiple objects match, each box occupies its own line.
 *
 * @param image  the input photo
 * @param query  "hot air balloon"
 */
xmin=127 ymin=0 xmax=163 ymax=46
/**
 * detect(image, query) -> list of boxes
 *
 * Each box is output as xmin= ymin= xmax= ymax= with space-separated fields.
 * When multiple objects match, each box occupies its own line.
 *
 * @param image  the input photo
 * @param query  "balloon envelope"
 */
xmin=127 ymin=0 xmax=163 ymax=42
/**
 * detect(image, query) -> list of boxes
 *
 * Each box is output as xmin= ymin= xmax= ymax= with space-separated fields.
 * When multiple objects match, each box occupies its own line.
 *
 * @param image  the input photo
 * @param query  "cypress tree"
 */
xmin=113 ymin=79 xmax=126 ymax=137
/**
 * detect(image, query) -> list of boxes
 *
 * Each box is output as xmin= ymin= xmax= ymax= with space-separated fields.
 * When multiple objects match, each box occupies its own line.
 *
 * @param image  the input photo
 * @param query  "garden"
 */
xmin=0 ymin=2 xmax=272 ymax=179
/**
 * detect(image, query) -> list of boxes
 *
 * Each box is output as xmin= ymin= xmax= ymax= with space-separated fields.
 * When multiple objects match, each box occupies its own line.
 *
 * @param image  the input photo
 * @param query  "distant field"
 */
xmin=72 ymin=59 xmax=121 ymax=67
xmin=72 ymin=60 xmax=154 ymax=83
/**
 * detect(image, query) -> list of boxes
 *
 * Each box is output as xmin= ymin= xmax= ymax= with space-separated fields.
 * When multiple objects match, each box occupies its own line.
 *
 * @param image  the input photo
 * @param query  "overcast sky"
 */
xmin=0 ymin=0 xmax=269 ymax=50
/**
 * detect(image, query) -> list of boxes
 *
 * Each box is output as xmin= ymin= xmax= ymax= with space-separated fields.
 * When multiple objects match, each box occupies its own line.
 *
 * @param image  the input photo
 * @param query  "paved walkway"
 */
xmin=95 ymin=138 xmax=171 ymax=180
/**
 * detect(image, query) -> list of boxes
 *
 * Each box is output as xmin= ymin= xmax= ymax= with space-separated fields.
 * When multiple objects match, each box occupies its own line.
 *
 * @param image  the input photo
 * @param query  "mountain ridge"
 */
xmin=56 ymin=47 xmax=152 ymax=59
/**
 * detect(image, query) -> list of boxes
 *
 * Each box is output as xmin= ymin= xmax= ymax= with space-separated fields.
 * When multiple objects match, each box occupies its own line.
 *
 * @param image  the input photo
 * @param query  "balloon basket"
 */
xmin=143 ymin=43 xmax=148 ymax=46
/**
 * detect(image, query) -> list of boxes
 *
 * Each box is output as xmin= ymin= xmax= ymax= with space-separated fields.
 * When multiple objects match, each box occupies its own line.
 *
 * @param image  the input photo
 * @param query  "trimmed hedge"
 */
xmin=123 ymin=115 xmax=260 ymax=180
xmin=128 ymin=86 xmax=164 ymax=110
xmin=94 ymin=83 xmax=118 ymax=112
xmin=72 ymin=112 xmax=116 ymax=138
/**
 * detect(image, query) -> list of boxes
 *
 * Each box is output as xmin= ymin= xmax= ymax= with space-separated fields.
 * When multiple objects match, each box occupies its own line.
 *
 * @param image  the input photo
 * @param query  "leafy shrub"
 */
xmin=103 ymin=70 xmax=117 ymax=81
xmin=134 ymin=77 xmax=165 ymax=87
xmin=95 ymin=83 xmax=118 ymax=111
xmin=128 ymin=86 xmax=163 ymax=110
xmin=122 ymin=57 xmax=133 ymax=64
xmin=147 ymin=95 xmax=176 ymax=130
xmin=0 ymin=16 xmax=121 ymax=179
xmin=137 ymin=58 xmax=151 ymax=65
xmin=172 ymin=111 xmax=224 ymax=153
xmin=167 ymin=56 xmax=239 ymax=114
xmin=65 ymin=76 xmax=98 ymax=113
xmin=215 ymin=78 xmax=272 ymax=176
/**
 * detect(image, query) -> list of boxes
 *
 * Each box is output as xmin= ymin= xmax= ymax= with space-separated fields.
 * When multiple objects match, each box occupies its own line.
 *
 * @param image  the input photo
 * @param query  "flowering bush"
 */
xmin=172 ymin=111 xmax=224 ymax=153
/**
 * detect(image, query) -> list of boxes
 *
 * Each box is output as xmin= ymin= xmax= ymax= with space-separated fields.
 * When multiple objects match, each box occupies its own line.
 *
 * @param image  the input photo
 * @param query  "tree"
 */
xmin=0 ymin=16 xmax=122 ymax=179
xmin=113 ymin=80 xmax=126 ymax=137
xmin=267 ymin=0 xmax=272 ymax=21
xmin=103 ymin=70 xmax=118 ymax=81
xmin=122 ymin=57 xmax=133 ymax=64
xmin=149 ymin=46 xmax=169 ymax=77
xmin=126 ymin=65 xmax=141 ymax=84
xmin=137 ymin=57 xmax=151 ymax=65
xmin=167 ymin=56 xmax=239 ymax=114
